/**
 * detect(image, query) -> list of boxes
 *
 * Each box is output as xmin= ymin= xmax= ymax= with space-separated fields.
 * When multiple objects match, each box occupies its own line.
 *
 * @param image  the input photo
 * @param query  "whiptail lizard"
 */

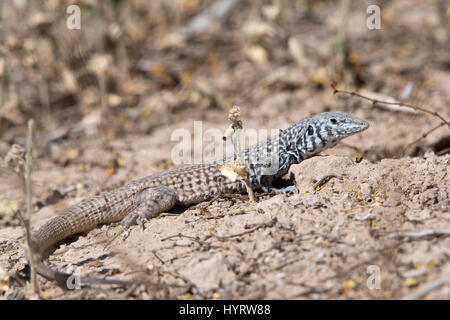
xmin=29 ymin=112 xmax=369 ymax=284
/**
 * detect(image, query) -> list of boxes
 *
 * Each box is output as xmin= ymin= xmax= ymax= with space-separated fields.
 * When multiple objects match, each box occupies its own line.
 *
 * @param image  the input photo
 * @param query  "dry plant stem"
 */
xmin=403 ymin=122 xmax=446 ymax=153
xmin=228 ymin=107 xmax=255 ymax=202
xmin=338 ymin=0 xmax=350 ymax=40
xmin=387 ymin=229 xmax=450 ymax=240
xmin=24 ymin=119 xmax=38 ymax=294
xmin=234 ymin=132 xmax=255 ymax=202
xmin=402 ymin=274 xmax=450 ymax=300
xmin=98 ymin=73 xmax=108 ymax=129
xmin=233 ymin=127 xmax=244 ymax=164
xmin=313 ymin=174 xmax=340 ymax=191
xmin=233 ymin=130 xmax=255 ymax=202
xmin=181 ymin=0 xmax=240 ymax=36
xmin=332 ymin=85 xmax=449 ymax=127
xmin=437 ymin=147 xmax=450 ymax=156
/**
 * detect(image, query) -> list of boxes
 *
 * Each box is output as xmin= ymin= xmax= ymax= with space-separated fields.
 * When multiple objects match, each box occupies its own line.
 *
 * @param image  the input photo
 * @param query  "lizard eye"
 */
xmin=330 ymin=118 xmax=337 ymax=124
xmin=307 ymin=125 xmax=314 ymax=136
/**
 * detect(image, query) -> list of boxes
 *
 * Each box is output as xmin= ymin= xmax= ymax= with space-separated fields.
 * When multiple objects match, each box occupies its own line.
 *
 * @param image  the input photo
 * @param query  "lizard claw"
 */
xmin=107 ymin=212 xmax=143 ymax=245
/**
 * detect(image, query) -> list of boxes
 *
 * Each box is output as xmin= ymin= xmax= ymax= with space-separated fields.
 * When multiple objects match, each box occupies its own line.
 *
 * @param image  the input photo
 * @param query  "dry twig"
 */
xmin=402 ymin=274 xmax=450 ymax=300
xmin=387 ymin=229 xmax=450 ymax=241
xmin=23 ymin=120 xmax=39 ymax=294
xmin=332 ymin=85 xmax=449 ymax=154
xmin=221 ymin=106 xmax=255 ymax=202
xmin=332 ymin=84 xmax=449 ymax=127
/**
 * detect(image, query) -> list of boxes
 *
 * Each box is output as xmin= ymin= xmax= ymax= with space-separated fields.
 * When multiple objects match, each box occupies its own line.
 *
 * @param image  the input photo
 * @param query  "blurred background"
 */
xmin=0 ymin=0 xmax=448 ymax=160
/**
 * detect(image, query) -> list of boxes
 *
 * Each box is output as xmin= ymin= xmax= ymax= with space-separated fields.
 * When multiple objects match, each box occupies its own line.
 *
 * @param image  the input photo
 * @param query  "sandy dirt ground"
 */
xmin=1 ymin=121 xmax=448 ymax=300
xmin=0 ymin=0 xmax=449 ymax=299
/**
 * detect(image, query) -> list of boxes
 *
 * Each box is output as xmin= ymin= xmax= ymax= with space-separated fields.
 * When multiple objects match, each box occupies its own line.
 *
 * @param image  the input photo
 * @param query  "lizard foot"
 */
xmin=107 ymin=212 xmax=146 ymax=245
xmin=267 ymin=185 xmax=298 ymax=194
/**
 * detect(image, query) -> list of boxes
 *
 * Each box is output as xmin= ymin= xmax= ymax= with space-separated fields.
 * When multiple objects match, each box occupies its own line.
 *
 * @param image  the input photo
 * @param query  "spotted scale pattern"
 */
xmin=32 ymin=112 xmax=368 ymax=255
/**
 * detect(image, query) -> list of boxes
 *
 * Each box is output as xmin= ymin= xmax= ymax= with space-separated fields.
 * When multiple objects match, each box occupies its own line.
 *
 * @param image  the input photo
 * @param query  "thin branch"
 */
xmin=221 ymin=106 xmax=255 ymax=202
xmin=403 ymin=122 xmax=446 ymax=153
xmin=387 ymin=229 xmax=450 ymax=241
xmin=23 ymin=119 xmax=38 ymax=294
xmin=402 ymin=274 xmax=450 ymax=300
xmin=180 ymin=0 xmax=240 ymax=36
xmin=206 ymin=218 xmax=277 ymax=241
xmin=332 ymin=84 xmax=449 ymax=127
xmin=313 ymin=174 xmax=341 ymax=191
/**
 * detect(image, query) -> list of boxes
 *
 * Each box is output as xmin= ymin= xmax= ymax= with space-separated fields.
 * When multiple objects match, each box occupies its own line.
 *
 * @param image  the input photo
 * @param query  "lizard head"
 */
xmin=286 ymin=112 xmax=369 ymax=159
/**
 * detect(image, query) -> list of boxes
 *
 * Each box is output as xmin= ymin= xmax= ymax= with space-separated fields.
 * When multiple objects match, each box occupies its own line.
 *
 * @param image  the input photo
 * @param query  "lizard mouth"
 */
xmin=344 ymin=118 xmax=370 ymax=137
xmin=354 ymin=119 xmax=370 ymax=132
